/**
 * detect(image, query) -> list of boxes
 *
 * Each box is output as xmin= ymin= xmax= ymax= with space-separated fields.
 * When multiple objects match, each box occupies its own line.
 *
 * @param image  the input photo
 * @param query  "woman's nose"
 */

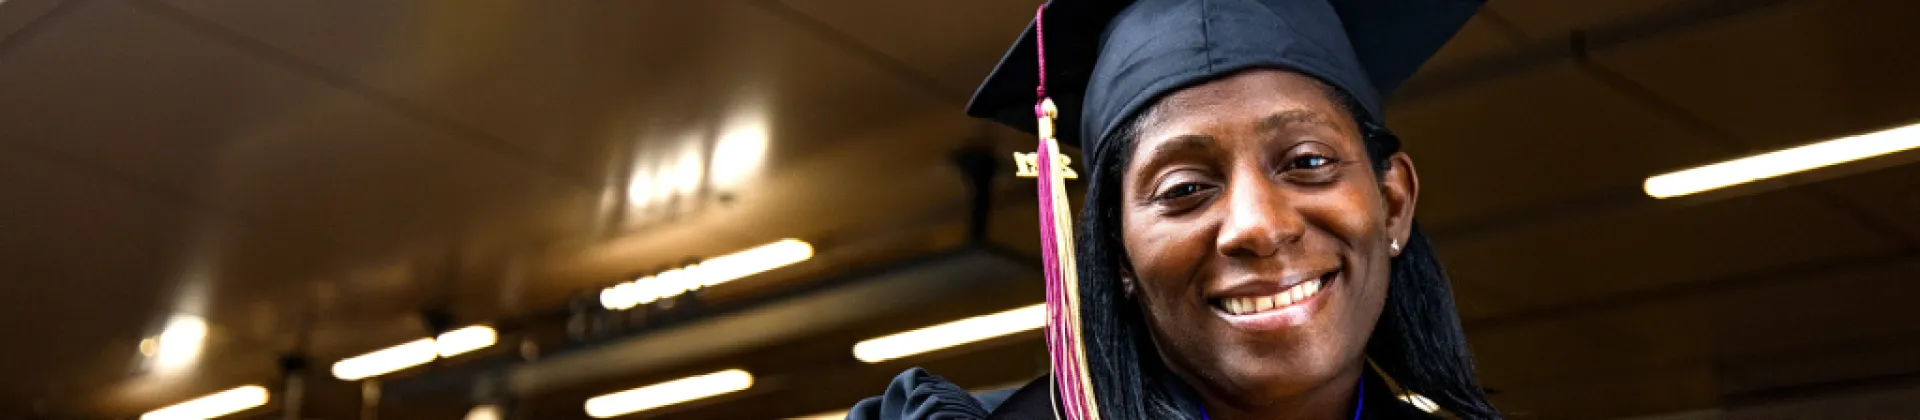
xmin=1215 ymin=180 xmax=1305 ymax=259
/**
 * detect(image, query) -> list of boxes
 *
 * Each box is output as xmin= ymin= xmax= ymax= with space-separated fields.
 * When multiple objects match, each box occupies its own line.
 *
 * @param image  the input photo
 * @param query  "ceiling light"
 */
xmin=711 ymin=120 xmax=769 ymax=188
xmin=853 ymin=304 xmax=1044 ymax=363
xmin=789 ymin=410 xmax=849 ymax=420
xmin=584 ymin=369 xmax=754 ymax=418
xmin=150 ymin=314 xmax=208 ymax=372
xmin=436 ymin=325 xmax=497 ymax=357
xmin=331 ymin=338 xmax=437 ymax=381
xmin=1645 ymin=122 xmax=1920 ymax=198
xmin=672 ymin=145 xmax=705 ymax=195
xmin=332 ymin=324 xmax=497 ymax=380
xmin=600 ymin=239 xmax=813 ymax=310
xmin=141 ymin=385 xmax=268 ymax=420
xmin=465 ymin=405 xmax=503 ymax=420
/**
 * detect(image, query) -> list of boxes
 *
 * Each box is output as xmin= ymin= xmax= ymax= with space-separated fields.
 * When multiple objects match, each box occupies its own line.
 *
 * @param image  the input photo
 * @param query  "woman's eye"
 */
xmin=1288 ymin=155 xmax=1333 ymax=170
xmin=1280 ymin=153 xmax=1342 ymax=184
xmin=1158 ymin=183 xmax=1210 ymax=200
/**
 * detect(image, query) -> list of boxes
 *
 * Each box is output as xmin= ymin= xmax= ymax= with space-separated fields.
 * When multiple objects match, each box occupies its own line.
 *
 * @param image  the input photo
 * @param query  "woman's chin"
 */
xmin=1210 ymin=344 xmax=1352 ymax=396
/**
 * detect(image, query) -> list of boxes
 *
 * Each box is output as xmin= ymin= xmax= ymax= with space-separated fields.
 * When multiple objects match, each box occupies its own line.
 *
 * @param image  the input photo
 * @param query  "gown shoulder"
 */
xmin=846 ymin=368 xmax=1051 ymax=420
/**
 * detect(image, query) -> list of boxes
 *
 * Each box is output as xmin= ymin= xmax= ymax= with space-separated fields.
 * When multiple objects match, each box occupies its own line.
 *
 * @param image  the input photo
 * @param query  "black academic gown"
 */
xmin=848 ymin=367 xmax=1438 ymax=420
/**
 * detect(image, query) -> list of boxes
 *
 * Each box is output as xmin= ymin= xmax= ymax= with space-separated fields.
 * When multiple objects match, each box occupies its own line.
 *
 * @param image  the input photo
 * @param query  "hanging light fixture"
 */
xmin=435 ymin=325 xmax=497 ymax=357
xmin=584 ymin=369 xmax=754 ymax=418
xmin=1645 ymin=122 xmax=1920 ymax=198
xmin=331 ymin=325 xmax=498 ymax=380
xmin=853 ymin=304 xmax=1045 ymax=363
xmin=599 ymin=239 xmax=813 ymax=310
xmin=141 ymin=385 xmax=269 ymax=420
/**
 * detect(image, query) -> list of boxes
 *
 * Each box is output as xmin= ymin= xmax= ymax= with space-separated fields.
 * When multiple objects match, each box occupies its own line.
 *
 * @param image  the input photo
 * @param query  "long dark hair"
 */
xmin=1074 ymin=89 xmax=1500 ymax=419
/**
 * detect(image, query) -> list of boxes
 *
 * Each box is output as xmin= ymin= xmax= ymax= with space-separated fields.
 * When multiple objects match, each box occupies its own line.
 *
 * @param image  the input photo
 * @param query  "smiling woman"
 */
xmin=849 ymin=0 xmax=1495 ymax=419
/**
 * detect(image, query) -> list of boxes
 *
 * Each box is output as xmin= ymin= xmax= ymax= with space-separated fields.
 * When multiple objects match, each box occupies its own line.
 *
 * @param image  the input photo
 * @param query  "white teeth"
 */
xmin=1220 ymin=278 xmax=1328 ymax=316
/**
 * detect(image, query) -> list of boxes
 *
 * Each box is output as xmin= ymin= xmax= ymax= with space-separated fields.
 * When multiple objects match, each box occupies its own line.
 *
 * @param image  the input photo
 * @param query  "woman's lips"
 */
xmin=1210 ymin=268 xmax=1339 ymax=330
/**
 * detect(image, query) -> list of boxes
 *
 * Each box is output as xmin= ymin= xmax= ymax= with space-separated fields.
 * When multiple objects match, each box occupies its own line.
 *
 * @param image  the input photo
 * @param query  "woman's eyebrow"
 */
xmin=1137 ymin=134 xmax=1218 ymax=170
xmin=1255 ymin=109 xmax=1338 ymax=135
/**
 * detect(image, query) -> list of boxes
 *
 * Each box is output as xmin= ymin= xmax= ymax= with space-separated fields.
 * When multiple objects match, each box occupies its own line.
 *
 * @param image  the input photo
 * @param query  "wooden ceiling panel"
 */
xmin=0 ymin=1 xmax=598 ymax=414
xmin=0 ymin=0 xmax=66 ymax=42
xmin=0 ymin=147 xmax=182 ymax=411
xmin=1477 ymin=258 xmax=1920 ymax=416
xmin=1491 ymin=0 xmax=1696 ymax=39
xmin=155 ymin=0 xmax=995 ymax=308
xmin=776 ymin=0 xmax=1035 ymax=101
xmin=1418 ymin=10 xmax=1527 ymax=70
xmin=1390 ymin=63 xmax=1725 ymax=231
xmin=1594 ymin=0 xmax=1920 ymax=152
xmin=1443 ymin=189 xmax=1897 ymax=319
xmin=1808 ymin=161 xmax=1920 ymax=242
xmin=0 ymin=0 xmax=323 ymax=191
xmin=159 ymin=0 xmax=965 ymax=192
xmin=0 ymin=0 xmax=599 ymax=310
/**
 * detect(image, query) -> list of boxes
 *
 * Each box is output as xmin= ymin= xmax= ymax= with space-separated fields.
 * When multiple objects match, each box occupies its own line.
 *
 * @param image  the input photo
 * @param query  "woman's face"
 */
xmin=1118 ymin=69 xmax=1418 ymax=408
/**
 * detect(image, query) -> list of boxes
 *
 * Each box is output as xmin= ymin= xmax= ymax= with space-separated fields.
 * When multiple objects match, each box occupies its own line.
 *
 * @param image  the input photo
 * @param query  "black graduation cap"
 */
xmin=966 ymin=0 xmax=1484 ymax=170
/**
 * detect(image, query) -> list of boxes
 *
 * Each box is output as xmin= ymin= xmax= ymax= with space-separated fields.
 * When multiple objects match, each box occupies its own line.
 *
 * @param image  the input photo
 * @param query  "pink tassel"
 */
xmin=1033 ymin=5 xmax=1098 ymax=419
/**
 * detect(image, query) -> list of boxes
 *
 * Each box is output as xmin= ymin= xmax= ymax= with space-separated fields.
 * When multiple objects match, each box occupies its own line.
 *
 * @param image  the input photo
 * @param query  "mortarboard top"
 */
xmin=967 ymin=0 xmax=1484 ymax=171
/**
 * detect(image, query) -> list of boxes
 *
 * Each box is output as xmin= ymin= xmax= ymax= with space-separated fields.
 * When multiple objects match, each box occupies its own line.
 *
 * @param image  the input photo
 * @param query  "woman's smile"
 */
xmin=1209 ymin=264 xmax=1341 ymax=331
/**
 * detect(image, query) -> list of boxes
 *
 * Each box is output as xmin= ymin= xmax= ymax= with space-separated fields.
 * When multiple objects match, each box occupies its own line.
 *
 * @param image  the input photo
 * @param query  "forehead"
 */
xmin=1135 ymin=69 xmax=1351 ymax=133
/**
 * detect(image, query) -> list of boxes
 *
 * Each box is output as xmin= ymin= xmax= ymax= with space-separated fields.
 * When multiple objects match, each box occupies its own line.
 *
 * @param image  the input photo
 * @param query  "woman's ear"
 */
xmin=1381 ymin=152 xmax=1420 ymax=250
xmin=1119 ymin=266 xmax=1138 ymax=298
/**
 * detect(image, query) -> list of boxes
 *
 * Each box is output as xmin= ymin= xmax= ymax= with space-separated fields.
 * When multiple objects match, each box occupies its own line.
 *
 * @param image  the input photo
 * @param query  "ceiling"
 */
xmin=1 ymin=0 xmax=1917 ymax=418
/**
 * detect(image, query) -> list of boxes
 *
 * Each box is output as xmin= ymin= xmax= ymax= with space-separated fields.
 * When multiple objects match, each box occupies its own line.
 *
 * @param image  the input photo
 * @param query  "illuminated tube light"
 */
xmin=600 ymin=239 xmax=813 ymax=310
xmin=436 ymin=325 xmax=497 ymax=357
xmin=148 ymin=314 xmax=208 ymax=372
xmin=853 ymin=304 xmax=1045 ymax=363
xmin=465 ymin=405 xmax=503 ymax=420
xmin=789 ymin=410 xmax=849 ymax=420
xmin=1645 ymin=122 xmax=1920 ymax=198
xmin=141 ymin=385 xmax=268 ymax=420
xmin=332 ymin=338 xmax=437 ymax=381
xmin=584 ymin=369 xmax=754 ymax=418
xmin=331 ymin=324 xmax=498 ymax=380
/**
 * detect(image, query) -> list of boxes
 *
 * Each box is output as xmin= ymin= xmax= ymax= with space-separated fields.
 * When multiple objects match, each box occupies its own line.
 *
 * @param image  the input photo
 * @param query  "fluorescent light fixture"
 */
xmin=141 ymin=385 xmax=268 ymax=420
xmin=600 ymin=239 xmax=814 ymax=310
xmin=853 ymin=304 xmax=1045 ymax=363
xmin=711 ymin=118 xmax=769 ymax=188
xmin=584 ymin=369 xmax=754 ymax=418
xmin=149 ymin=314 xmax=208 ymax=372
xmin=332 ymin=338 xmax=437 ymax=381
xmin=334 ymin=324 xmax=503 ymax=379
xmin=789 ymin=410 xmax=849 ymax=420
xmin=465 ymin=405 xmax=503 ymax=420
xmin=435 ymin=325 xmax=497 ymax=357
xmin=1645 ymin=122 xmax=1920 ymax=198
xmin=332 ymin=324 xmax=498 ymax=380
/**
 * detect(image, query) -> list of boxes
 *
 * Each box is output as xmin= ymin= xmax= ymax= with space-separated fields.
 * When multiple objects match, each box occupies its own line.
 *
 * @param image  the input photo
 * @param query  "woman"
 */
xmin=855 ymin=0 xmax=1496 ymax=418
